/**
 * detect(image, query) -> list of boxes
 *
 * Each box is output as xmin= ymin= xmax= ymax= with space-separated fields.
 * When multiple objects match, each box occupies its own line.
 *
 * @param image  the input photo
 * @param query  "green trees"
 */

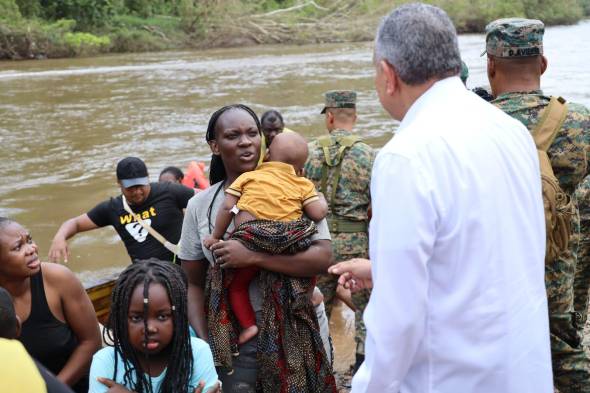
xmin=1 ymin=0 xmax=589 ymax=60
xmin=0 ymin=0 xmax=22 ymax=22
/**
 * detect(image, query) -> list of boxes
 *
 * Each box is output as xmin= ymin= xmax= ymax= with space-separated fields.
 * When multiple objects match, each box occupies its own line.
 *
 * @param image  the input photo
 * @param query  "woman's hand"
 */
xmin=328 ymin=258 xmax=373 ymax=293
xmin=210 ymin=239 xmax=257 ymax=269
xmin=97 ymin=377 xmax=134 ymax=392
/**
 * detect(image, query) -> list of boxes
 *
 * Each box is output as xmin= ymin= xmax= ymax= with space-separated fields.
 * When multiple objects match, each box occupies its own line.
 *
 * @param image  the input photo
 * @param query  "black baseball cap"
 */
xmin=116 ymin=157 xmax=149 ymax=188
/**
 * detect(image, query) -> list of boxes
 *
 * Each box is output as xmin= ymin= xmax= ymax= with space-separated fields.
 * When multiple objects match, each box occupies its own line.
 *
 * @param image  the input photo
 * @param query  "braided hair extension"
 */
xmin=105 ymin=259 xmax=192 ymax=393
xmin=205 ymin=104 xmax=261 ymax=185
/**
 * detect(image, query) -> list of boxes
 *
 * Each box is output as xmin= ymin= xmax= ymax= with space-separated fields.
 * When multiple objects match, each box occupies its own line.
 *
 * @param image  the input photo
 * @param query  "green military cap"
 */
xmin=321 ymin=90 xmax=357 ymax=114
xmin=483 ymin=18 xmax=544 ymax=58
xmin=460 ymin=60 xmax=469 ymax=83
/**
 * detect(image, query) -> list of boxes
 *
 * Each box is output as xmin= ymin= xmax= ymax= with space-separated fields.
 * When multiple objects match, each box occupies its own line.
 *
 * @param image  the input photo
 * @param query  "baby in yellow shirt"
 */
xmin=204 ymin=132 xmax=327 ymax=344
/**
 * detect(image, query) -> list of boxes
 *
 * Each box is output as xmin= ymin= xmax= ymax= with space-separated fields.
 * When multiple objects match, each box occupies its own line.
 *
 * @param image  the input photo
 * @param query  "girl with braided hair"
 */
xmin=88 ymin=259 xmax=219 ymax=393
xmin=179 ymin=105 xmax=336 ymax=392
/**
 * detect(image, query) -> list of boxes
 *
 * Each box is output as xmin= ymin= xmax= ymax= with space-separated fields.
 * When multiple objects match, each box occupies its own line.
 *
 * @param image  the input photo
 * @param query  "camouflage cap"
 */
xmin=483 ymin=18 xmax=544 ymax=57
xmin=321 ymin=90 xmax=357 ymax=114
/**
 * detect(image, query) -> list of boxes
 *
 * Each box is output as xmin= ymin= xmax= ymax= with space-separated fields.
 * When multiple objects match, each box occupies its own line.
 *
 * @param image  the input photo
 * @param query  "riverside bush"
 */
xmin=1 ymin=0 xmax=589 ymax=60
xmin=63 ymin=31 xmax=110 ymax=54
xmin=0 ymin=0 xmax=22 ymax=21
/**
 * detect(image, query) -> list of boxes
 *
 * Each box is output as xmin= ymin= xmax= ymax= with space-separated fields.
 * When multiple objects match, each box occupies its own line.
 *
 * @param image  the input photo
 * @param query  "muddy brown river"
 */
xmin=1 ymin=20 xmax=589 ymax=375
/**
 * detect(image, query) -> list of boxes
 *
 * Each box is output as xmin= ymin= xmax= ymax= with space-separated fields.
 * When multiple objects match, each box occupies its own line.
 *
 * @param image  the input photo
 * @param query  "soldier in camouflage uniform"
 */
xmin=485 ymin=18 xmax=590 ymax=391
xmin=304 ymin=90 xmax=375 ymax=371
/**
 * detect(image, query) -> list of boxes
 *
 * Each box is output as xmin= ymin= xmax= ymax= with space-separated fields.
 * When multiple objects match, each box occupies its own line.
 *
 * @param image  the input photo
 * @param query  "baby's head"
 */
xmin=267 ymin=132 xmax=309 ymax=173
xmin=107 ymin=259 xmax=193 ymax=391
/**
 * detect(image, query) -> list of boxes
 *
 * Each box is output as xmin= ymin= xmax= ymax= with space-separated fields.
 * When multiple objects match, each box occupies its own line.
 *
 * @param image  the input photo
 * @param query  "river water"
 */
xmin=1 ymin=21 xmax=589 ymax=279
xmin=1 ymin=19 xmax=589 ymax=377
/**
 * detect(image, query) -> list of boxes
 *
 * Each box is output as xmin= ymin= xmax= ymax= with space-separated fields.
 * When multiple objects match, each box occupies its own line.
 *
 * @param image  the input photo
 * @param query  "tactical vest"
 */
xmin=318 ymin=134 xmax=368 ymax=233
xmin=533 ymin=96 xmax=576 ymax=263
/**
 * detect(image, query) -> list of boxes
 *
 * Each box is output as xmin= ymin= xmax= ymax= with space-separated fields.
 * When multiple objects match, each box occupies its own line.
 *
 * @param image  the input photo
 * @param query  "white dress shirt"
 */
xmin=353 ymin=77 xmax=553 ymax=393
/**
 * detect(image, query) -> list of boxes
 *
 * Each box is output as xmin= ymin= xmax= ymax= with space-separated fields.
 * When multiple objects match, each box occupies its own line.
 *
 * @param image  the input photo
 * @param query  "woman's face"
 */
xmin=210 ymin=109 xmax=261 ymax=177
xmin=0 ymin=222 xmax=40 ymax=279
xmin=127 ymin=282 xmax=174 ymax=358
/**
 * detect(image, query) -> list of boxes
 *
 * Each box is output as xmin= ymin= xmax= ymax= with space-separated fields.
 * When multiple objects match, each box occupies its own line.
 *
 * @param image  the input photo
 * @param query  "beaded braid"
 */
xmin=105 ymin=259 xmax=192 ymax=393
xmin=205 ymin=104 xmax=262 ymax=185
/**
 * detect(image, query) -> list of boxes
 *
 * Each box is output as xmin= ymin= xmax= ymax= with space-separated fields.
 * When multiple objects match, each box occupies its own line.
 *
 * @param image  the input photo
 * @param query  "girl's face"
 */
xmin=128 ymin=282 xmax=174 ymax=357
xmin=0 ymin=222 xmax=40 ymax=279
xmin=209 ymin=109 xmax=261 ymax=177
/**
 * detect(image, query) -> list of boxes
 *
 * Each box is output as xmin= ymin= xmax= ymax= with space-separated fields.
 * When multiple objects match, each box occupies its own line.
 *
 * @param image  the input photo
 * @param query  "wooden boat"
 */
xmin=85 ymin=277 xmax=116 ymax=325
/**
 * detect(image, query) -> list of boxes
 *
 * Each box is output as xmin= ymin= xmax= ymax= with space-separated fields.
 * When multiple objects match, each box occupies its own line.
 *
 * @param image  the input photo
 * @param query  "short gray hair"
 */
xmin=375 ymin=3 xmax=461 ymax=85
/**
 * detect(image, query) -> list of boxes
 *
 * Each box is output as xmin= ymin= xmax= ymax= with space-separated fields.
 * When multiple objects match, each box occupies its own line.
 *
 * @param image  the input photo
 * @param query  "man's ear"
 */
xmin=327 ymin=111 xmax=334 ymax=124
xmin=540 ymin=55 xmax=548 ymax=75
xmin=208 ymin=140 xmax=220 ymax=155
xmin=381 ymin=59 xmax=398 ymax=96
xmin=487 ymin=55 xmax=496 ymax=79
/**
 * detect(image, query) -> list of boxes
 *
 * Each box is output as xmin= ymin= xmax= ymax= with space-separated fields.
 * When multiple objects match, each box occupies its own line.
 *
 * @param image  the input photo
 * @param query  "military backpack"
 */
xmin=317 ymin=134 xmax=368 ymax=233
xmin=533 ymin=96 xmax=575 ymax=263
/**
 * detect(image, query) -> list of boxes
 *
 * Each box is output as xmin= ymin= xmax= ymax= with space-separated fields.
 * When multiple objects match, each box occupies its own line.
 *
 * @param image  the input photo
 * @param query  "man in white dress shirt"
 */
xmin=331 ymin=3 xmax=554 ymax=392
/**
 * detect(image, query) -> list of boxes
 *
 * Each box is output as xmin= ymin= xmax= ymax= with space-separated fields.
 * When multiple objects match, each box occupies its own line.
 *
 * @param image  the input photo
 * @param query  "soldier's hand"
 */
xmin=328 ymin=258 xmax=373 ymax=293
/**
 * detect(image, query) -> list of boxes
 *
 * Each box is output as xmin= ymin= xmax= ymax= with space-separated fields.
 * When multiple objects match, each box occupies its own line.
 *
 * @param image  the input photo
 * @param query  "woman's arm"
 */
xmin=181 ymin=260 xmax=209 ymax=340
xmin=46 ymin=264 xmax=101 ymax=386
xmin=210 ymin=239 xmax=332 ymax=278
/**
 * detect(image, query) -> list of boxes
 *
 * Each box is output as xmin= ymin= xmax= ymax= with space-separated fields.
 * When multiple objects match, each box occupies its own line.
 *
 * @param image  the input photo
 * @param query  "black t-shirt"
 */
xmin=87 ymin=182 xmax=194 ymax=262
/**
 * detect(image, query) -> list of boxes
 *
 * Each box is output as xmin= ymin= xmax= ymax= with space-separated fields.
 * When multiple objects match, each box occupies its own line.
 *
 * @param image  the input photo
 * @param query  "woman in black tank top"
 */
xmin=0 ymin=218 xmax=101 ymax=393
xmin=20 ymin=267 xmax=86 ymax=392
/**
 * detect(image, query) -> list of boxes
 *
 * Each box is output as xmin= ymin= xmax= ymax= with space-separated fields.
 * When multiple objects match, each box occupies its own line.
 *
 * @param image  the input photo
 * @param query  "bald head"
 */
xmin=267 ymin=132 xmax=309 ymax=171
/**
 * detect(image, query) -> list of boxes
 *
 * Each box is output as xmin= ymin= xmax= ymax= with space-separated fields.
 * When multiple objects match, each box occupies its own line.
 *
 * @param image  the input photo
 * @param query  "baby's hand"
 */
xmin=203 ymin=236 xmax=220 ymax=250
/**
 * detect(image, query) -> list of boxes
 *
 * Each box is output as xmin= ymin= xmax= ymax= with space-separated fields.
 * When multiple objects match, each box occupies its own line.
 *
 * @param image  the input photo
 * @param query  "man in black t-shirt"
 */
xmin=49 ymin=157 xmax=194 ymax=263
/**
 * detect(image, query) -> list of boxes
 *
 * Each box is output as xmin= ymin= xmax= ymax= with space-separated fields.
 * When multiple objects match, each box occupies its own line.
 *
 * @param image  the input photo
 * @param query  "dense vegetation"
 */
xmin=1 ymin=0 xmax=589 ymax=60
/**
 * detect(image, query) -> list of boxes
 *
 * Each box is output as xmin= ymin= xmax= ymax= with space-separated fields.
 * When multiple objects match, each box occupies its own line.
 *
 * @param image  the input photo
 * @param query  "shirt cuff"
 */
xmin=225 ymin=188 xmax=241 ymax=198
xmin=302 ymin=195 xmax=319 ymax=206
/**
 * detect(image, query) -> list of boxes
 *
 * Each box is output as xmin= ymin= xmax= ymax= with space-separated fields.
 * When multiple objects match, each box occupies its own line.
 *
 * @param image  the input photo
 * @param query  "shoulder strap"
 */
xmin=319 ymin=134 xmax=362 ymax=209
xmin=122 ymin=196 xmax=178 ymax=255
xmin=25 ymin=270 xmax=45 ymax=321
xmin=533 ymin=96 xmax=568 ymax=152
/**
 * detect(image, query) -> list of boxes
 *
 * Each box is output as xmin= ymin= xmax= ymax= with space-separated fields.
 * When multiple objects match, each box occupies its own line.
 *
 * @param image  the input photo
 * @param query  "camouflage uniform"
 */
xmin=305 ymin=90 xmax=375 ymax=359
xmin=486 ymin=18 xmax=590 ymax=391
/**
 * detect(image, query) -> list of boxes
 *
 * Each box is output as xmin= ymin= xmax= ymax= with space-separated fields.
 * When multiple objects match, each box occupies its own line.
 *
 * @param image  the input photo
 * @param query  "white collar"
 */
xmin=397 ymin=76 xmax=463 ymax=135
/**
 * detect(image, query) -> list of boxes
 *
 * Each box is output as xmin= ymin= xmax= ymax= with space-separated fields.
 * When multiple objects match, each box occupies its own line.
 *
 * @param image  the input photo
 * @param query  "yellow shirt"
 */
xmin=0 ymin=339 xmax=46 ymax=393
xmin=227 ymin=161 xmax=318 ymax=221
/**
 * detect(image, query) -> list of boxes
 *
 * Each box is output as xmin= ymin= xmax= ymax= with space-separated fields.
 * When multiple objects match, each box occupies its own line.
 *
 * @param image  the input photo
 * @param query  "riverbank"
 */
xmin=1 ymin=0 xmax=589 ymax=60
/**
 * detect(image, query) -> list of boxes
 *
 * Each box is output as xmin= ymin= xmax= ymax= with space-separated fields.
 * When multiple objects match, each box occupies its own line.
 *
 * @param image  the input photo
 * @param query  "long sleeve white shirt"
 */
xmin=352 ymin=77 xmax=553 ymax=393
